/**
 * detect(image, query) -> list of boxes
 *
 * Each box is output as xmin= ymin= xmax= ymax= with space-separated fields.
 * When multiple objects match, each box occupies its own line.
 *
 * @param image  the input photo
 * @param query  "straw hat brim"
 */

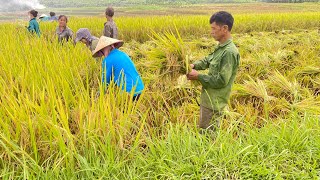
xmin=92 ymin=36 xmax=124 ymax=57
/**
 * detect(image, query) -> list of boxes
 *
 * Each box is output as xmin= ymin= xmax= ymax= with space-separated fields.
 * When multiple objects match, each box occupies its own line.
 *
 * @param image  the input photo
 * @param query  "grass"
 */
xmin=1 ymin=115 xmax=319 ymax=178
xmin=1 ymin=3 xmax=320 ymax=178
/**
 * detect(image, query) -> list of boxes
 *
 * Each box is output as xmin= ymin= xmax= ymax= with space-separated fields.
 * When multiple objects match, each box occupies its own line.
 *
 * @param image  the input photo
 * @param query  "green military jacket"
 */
xmin=193 ymin=39 xmax=240 ymax=110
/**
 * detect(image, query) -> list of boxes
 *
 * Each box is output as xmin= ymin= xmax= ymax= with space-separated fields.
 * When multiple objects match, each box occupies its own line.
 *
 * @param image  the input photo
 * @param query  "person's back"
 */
xmin=104 ymin=20 xmax=118 ymax=39
xmin=43 ymin=16 xmax=50 ymax=21
xmin=50 ymin=16 xmax=58 ymax=21
xmin=103 ymin=7 xmax=118 ymax=39
xmin=39 ymin=14 xmax=50 ymax=22
xmin=49 ymin=12 xmax=58 ymax=21
xmin=102 ymin=49 xmax=144 ymax=95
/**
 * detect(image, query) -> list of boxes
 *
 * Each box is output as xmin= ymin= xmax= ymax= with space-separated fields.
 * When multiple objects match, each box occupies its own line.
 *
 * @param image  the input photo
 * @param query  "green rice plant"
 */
xmin=183 ymin=55 xmax=192 ymax=74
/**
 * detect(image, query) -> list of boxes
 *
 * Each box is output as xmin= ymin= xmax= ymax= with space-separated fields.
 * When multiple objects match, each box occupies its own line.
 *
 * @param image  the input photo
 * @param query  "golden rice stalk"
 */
xmin=181 ymin=55 xmax=192 ymax=74
xmin=291 ymin=97 xmax=320 ymax=114
xmin=186 ymin=55 xmax=192 ymax=74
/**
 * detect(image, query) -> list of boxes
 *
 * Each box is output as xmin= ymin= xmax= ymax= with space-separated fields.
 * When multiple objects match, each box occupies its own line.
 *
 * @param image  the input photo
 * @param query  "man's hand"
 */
xmin=187 ymin=69 xmax=199 ymax=80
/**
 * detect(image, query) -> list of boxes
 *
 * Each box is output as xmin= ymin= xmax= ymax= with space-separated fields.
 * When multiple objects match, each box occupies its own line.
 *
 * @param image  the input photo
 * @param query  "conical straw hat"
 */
xmin=39 ymin=14 xmax=47 ymax=18
xmin=92 ymin=36 xmax=124 ymax=57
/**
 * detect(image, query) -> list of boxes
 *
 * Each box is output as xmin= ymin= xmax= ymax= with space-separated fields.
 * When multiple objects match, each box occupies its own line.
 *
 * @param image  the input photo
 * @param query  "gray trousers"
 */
xmin=199 ymin=105 xmax=223 ymax=131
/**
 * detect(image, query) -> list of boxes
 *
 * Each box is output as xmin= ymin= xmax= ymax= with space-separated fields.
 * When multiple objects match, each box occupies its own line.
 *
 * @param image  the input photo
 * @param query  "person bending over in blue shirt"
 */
xmin=92 ymin=36 xmax=144 ymax=101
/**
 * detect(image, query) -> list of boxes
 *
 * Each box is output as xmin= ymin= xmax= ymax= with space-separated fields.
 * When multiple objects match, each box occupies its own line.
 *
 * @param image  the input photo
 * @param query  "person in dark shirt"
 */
xmin=55 ymin=15 xmax=73 ymax=43
xmin=103 ymin=7 xmax=118 ymax=39
xmin=49 ymin=12 xmax=58 ymax=21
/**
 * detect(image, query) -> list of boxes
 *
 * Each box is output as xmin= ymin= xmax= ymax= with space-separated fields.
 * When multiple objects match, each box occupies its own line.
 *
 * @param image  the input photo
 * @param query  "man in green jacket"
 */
xmin=187 ymin=11 xmax=240 ymax=131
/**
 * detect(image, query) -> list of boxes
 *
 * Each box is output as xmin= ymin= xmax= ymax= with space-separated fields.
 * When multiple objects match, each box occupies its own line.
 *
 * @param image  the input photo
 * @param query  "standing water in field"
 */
xmin=0 ymin=0 xmax=46 ymax=12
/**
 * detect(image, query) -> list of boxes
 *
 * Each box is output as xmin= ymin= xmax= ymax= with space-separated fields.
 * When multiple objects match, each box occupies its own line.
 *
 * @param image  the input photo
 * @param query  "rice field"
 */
xmin=0 ymin=3 xmax=320 ymax=179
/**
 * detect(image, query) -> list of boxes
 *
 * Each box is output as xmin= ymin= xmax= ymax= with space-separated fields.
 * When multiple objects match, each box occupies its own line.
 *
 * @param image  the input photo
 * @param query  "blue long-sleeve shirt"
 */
xmin=102 ymin=49 xmax=144 ymax=95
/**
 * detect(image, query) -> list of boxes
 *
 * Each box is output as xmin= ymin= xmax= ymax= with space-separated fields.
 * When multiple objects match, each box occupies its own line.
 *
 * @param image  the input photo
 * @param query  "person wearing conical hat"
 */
xmin=75 ymin=28 xmax=99 ymax=52
xmin=92 ymin=36 xmax=144 ymax=101
xmin=39 ymin=14 xmax=50 ymax=22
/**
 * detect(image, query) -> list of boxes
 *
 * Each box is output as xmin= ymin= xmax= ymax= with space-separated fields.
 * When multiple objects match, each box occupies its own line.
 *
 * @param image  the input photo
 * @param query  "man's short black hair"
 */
xmin=210 ymin=11 xmax=234 ymax=31
xmin=105 ymin=7 xmax=114 ymax=17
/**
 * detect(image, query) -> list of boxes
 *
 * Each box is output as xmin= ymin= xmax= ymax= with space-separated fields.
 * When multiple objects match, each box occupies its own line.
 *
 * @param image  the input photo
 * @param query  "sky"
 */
xmin=0 ymin=0 xmax=45 ymax=12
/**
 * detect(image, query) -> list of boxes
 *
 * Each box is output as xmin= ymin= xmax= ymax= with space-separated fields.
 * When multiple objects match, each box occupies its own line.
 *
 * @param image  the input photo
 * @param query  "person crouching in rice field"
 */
xmin=75 ymin=28 xmax=99 ymax=52
xmin=103 ymin=6 xmax=118 ymax=39
xmin=56 ymin=15 xmax=73 ymax=43
xmin=187 ymin=11 xmax=240 ymax=133
xmin=39 ymin=14 xmax=50 ymax=22
xmin=26 ymin=10 xmax=41 ymax=37
xmin=92 ymin=36 xmax=144 ymax=102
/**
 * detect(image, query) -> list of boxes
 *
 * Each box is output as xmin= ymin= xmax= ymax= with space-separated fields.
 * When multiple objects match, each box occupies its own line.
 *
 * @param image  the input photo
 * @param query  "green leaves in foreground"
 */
xmin=1 ymin=115 xmax=319 ymax=179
